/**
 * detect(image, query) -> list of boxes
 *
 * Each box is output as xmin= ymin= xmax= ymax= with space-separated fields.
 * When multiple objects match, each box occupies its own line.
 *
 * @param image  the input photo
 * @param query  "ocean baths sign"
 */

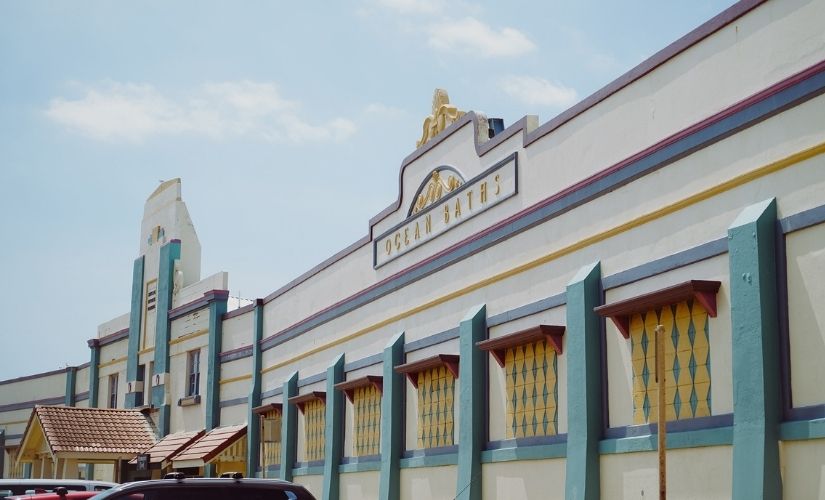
xmin=374 ymin=153 xmax=517 ymax=267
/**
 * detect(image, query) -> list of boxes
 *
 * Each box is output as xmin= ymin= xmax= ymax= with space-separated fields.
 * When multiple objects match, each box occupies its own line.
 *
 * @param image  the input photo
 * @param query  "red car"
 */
xmin=7 ymin=488 xmax=98 ymax=500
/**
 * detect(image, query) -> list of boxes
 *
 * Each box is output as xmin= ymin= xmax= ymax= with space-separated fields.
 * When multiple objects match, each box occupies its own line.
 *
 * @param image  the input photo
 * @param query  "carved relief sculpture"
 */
xmin=412 ymin=169 xmax=463 ymax=215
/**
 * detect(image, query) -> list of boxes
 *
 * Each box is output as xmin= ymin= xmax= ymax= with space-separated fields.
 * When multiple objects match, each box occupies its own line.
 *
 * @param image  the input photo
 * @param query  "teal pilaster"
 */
xmin=247 ymin=299 xmax=265 ymax=478
xmin=379 ymin=332 xmax=405 ymax=500
xmin=152 ymin=240 xmax=181 ymax=437
xmin=0 ymin=429 xmax=5 ymax=479
xmin=322 ymin=354 xmax=345 ymax=500
xmin=205 ymin=290 xmax=229 ymax=431
xmin=64 ymin=366 xmax=77 ymax=407
xmin=565 ymin=261 xmax=602 ymax=500
xmin=729 ymin=199 xmax=782 ymax=499
xmin=456 ymin=305 xmax=487 ymax=500
xmin=88 ymin=339 xmax=101 ymax=408
xmin=84 ymin=464 xmax=93 ymax=480
xmin=280 ymin=372 xmax=299 ymax=482
xmin=125 ymin=256 xmax=145 ymax=408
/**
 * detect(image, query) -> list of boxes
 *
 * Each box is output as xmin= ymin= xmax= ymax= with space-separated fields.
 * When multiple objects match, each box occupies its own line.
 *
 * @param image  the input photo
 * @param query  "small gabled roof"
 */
xmin=129 ymin=429 xmax=205 ymax=467
xmin=171 ymin=424 xmax=246 ymax=468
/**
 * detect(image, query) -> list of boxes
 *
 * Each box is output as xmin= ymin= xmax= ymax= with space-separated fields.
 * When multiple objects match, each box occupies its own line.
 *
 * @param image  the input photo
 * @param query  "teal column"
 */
xmin=729 ymin=199 xmax=782 ymax=499
xmin=322 ymin=354 xmax=345 ymax=500
xmin=64 ymin=366 xmax=77 ymax=407
xmin=205 ymin=290 xmax=229 ymax=431
xmin=247 ymin=299 xmax=265 ymax=478
xmin=0 ymin=429 xmax=5 ymax=479
xmin=152 ymin=240 xmax=181 ymax=437
xmin=125 ymin=256 xmax=145 ymax=408
xmin=456 ymin=305 xmax=487 ymax=500
xmin=280 ymin=372 xmax=299 ymax=482
xmin=379 ymin=332 xmax=405 ymax=500
xmin=88 ymin=339 xmax=101 ymax=408
xmin=565 ymin=261 xmax=602 ymax=500
xmin=84 ymin=464 xmax=93 ymax=480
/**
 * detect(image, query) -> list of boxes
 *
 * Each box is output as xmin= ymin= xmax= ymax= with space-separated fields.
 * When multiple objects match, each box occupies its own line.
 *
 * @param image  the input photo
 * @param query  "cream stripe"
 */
xmin=169 ymin=329 xmax=208 ymax=346
xmin=220 ymin=374 xmax=252 ymax=385
xmin=98 ymin=356 xmax=128 ymax=369
xmin=260 ymin=142 xmax=825 ymax=375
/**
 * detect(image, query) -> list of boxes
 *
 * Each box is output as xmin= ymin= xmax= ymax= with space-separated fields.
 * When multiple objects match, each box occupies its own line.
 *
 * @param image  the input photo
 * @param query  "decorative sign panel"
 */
xmin=374 ymin=153 xmax=517 ymax=267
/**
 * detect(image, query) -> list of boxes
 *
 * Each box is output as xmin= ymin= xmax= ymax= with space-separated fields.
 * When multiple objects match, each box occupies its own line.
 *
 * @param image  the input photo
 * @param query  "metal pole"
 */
xmin=655 ymin=324 xmax=667 ymax=500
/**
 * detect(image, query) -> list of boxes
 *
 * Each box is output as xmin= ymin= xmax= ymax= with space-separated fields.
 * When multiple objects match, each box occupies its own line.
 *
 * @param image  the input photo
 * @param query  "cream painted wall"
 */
xmin=0 ymin=372 xmax=65 ymax=406
xmin=400 ymin=465 xmax=458 ymax=500
xmin=785 ymin=223 xmax=825 ymax=407
xmin=173 ymin=272 xmax=227 ymax=309
xmin=600 ymin=446 xmax=732 ymax=499
xmin=604 ymin=256 xmax=732 ymax=427
xmin=220 ymin=404 xmax=247 ymax=426
xmin=781 ymin=439 xmax=825 ymax=499
xmin=481 ymin=459 xmax=565 ymax=500
xmin=340 ymin=470 xmax=379 ymax=500
xmin=221 ymin=312 xmax=253 ymax=353
xmin=294 ymin=475 xmax=323 ymax=499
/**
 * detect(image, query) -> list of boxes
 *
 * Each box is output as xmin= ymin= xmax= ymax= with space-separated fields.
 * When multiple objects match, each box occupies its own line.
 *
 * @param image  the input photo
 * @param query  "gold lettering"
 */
xmin=394 ymin=233 xmax=401 ymax=251
xmin=415 ymin=222 xmax=421 ymax=240
xmin=466 ymin=190 xmax=473 ymax=211
xmin=495 ymin=174 xmax=501 ymax=195
xmin=480 ymin=182 xmax=488 ymax=203
xmin=385 ymin=239 xmax=392 ymax=255
xmin=454 ymin=198 xmax=462 ymax=218
xmin=425 ymin=214 xmax=432 ymax=234
xmin=404 ymin=228 xmax=410 ymax=246
xmin=443 ymin=204 xmax=450 ymax=224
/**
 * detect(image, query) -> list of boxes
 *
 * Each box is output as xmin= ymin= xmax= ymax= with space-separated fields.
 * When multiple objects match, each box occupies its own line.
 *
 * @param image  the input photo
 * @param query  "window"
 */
xmin=288 ymin=392 xmax=326 ymax=462
xmin=334 ymin=376 xmax=383 ymax=457
xmin=395 ymin=354 xmax=459 ymax=449
xmin=135 ymin=364 xmax=145 ymax=406
xmin=186 ymin=350 xmax=200 ymax=397
xmin=108 ymin=373 xmax=119 ymax=408
xmin=595 ymin=280 xmax=720 ymax=424
xmin=254 ymin=403 xmax=283 ymax=470
xmin=478 ymin=325 xmax=565 ymax=439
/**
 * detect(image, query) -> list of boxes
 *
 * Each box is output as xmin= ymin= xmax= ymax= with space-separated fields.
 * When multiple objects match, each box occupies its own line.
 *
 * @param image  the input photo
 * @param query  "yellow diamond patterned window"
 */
xmin=288 ymin=392 xmax=326 ymax=462
xmin=395 ymin=354 xmax=459 ymax=449
xmin=335 ymin=375 xmax=383 ymax=457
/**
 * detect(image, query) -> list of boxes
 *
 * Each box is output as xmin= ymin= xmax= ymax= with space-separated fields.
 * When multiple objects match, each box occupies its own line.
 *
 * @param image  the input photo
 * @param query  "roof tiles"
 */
xmin=33 ymin=405 xmax=157 ymax=454
xmin=172 ymin=424 xmax=246 ymax=464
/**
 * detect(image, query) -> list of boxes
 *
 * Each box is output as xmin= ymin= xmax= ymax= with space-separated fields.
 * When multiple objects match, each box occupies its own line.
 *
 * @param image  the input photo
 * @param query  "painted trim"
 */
xmin=0 ymin=368 xmax=68 ymax=386
xmin=779 ymin=418 xmax=825 ymax=441
xmin=404 ymin=327 xmax=460 ymax=353
xmin=64 ymin=367 xmax=77 ymax=407
xmin=219 ymin=375 xmax=252 ymax=385
xmin=322 ymin=354 xmax=345 ymax=500
xmin=75 ymin=391 xmax=89 ymax=402
xmin=168 ymin=328 xmax=209 ymax=346
xmin=262 ymin=387 xmax=283 ymax=400
xmin=223 ymin=302 xmax=256 ymax=320
xmin=205 ymin=292 xmax=229 ymax=431
xmin=298 ymin=373 xmax=327 ymax=388
xmin=279 ymin=372 xmax=298 ymax=482
xmin=338 ymin=461 xmax=381 ymax=473
xmin=340 ymin=454 xmax=381 ymax=465
xmin=399 ymin=453 xmax=458 ymax=469
xmin=456 ymin=304 xmax=486 ymax=500
xmin=599 ymin=426 xmax=733 ymax=454
xmin=220 ymin=346 xmax=253 ymax=363
xmin=292 ymin=465 xmax=325 ymax=476
xmin=565 ymin=262 xmax=602 ymax=500
xmin=787 ymin=404 xmax=825 ymax=421
xmin=97 ymin=356 xmax=128 ymax=369
xmin=379 ymin=332 xmax=404 ymax=500
xmin=218 ymin=397 xmax=247 ymax=408
xmin=486 ymin=434 xmax=567 ymax=450
xmin=487 ymin=293 xmax=566 ymax=328
xmin=247 ymin=299 xmax=265 ymax=478
xmin=343 ymin=353 xmax=382 ymax=373
xmin=169 ymin=290 xmax=227 ymax=320
xmin=257 ymin=138 xmax=825 ymax=376
xmin=0 ymin=396 xmax=64 ymax=413
xmin=728 ymin=199 xmax=782 ymax=499
xmin=97 ymin=328 xmax=130 ymax=347
xmin=481 ymin=442 xmax=567 ymax=463
xmin=152 ymin=240 xmax=181 ymax=437
xmin=137 ymin=347 xmax=155 ymax=356
xmin=604 ymin=414 xmax=733 ymax=439
xmin=125 ymin=256 xmax=145 ymax=409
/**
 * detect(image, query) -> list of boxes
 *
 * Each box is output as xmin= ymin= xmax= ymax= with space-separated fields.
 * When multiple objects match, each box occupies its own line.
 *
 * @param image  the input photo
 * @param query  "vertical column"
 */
xmin=64 ymin=366 xmax=77 ymax=407
xmin=247 ymin=299 xmax=265 ymax=478
xmin=87 ymin=339 xmax=101 ymax=408
xmin=728 ymin=199 xmax=782 ymax=499
xmin=152 ymin=239 xmax=181 ymax=437
xmin=280 ymin=371 xmax=299 ymax=482
xmin=125 ymin=256 xmax=145 ymax=408
xmin=205 ymin=290 xmax=230 ymax=431
xmin=379 ymin=332 xmax=405 ymax=500
xmin=456 ymin=305 xmax=487 ymax=500
xmin=0 ymin=429 xmax=5 ymax=479
xmin=322 ymin=354 xmax=345 ymax=500
xmin=565 ymin=261 xmax=602 ymax=500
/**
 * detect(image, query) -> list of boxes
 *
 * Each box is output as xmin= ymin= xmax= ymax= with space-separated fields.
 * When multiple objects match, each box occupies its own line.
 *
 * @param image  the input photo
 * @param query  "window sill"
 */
xmin=178 ymin=394 xmax=201 ymax=406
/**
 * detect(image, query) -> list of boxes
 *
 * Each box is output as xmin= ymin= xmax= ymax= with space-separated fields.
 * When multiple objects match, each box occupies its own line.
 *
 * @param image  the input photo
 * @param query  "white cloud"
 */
xmin=427 ymin=17 xmax=535 ymax=58
xmin=499 ymin=75 xmax=578 ymax=108
xmin=45 ymin=80 xmax=356 ymax=144
xmin=364 ymin=102 xmax=406 ymax=118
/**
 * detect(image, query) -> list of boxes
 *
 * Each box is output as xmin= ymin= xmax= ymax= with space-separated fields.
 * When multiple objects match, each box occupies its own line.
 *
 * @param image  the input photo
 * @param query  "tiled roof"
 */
xmin=129 ymin=429 xmax=204 ymax=465
xmin=172 ymin=424 xmax=246 ymax=464
xmin=33 ymin=405 xmax=157 ymax=454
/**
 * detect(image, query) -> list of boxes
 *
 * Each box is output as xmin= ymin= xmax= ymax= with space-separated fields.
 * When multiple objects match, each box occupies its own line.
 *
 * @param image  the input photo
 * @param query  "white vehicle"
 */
xmin=0 ymin=479 xmax=117 ymax=498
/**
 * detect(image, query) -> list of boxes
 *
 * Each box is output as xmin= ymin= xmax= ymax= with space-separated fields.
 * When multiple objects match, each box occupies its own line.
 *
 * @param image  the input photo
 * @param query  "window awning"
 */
xmin=170 ymin=424 xmax=246 ymax=469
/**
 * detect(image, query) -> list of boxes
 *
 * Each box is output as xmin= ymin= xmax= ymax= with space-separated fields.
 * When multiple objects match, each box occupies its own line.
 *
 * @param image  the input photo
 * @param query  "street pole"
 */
xmin=655 ymin=324 xmax=667 ymax=500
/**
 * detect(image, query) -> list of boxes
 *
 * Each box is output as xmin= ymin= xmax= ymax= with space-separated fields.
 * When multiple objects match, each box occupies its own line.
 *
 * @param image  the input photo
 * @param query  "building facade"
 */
xmin=2 ymin=1 xmax=825 ymax=498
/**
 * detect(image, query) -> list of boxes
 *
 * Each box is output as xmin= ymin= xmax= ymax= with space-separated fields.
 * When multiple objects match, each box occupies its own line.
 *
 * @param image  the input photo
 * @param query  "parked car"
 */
xmin=6 ymin=487 xmax=99 ymax=499
xmin=0 ymin=481 xmax=116 ymax=498
xmin=89 ymin=476 xmax=315 ymax=500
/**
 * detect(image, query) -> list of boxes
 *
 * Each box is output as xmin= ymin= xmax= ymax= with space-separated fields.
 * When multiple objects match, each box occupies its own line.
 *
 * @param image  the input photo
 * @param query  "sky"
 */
xmin=0 ymin=0 xmax=737 ymax=380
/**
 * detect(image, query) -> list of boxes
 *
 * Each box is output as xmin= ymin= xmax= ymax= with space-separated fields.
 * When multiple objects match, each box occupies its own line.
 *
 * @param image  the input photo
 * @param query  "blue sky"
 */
xmin=0 ymin=0 xmax=736 ymax=380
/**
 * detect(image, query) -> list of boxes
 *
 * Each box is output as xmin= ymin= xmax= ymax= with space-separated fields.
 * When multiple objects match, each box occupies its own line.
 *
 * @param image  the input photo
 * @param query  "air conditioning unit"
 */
xmin=127 ymin=381 xmax=145 ymax=394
